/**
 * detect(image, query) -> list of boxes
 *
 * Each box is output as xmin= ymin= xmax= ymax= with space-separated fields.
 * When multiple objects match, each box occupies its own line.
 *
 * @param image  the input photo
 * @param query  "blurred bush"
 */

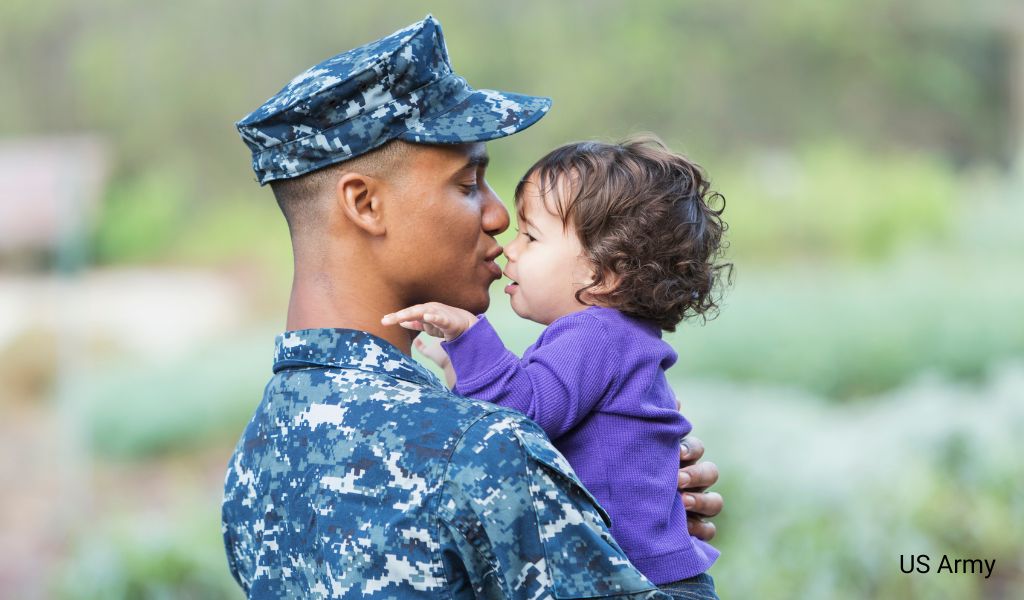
xmin=92 ymin=166 xmax=194 ymax=264
xmin=666 ymin=251 xmax=1024 ymax=398
xmin=78 ymin=332 xmax=269 ymax=458
xmin=714 ymin=141 xmax=957 ymax=264
xmin=55 ymin=499 xmax=239 ymax=599
xmin=680 ymin=363 xmax=1024 ymax=599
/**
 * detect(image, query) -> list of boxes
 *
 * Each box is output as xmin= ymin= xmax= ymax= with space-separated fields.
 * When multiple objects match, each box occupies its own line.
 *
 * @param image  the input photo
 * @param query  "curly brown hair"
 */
xmin=514 ymin=135 xmax=731 ymax=331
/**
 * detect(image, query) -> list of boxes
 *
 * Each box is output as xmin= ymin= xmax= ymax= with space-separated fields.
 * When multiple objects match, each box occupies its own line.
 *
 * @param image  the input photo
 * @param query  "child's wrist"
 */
xmin=443 ymin=315 xmax=479 ymax=342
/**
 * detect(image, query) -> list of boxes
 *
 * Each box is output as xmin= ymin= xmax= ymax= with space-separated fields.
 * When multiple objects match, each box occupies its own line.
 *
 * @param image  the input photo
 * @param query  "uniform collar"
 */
xmin=272 ymin=328 xmax=445 ymax=390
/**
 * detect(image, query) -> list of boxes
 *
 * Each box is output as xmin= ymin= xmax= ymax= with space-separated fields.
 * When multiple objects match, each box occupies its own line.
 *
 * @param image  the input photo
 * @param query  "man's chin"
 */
xmin=457 ymin=284 xmax=492 ymax=316
xmin=463 ymin=295 xmax=491 ymax=316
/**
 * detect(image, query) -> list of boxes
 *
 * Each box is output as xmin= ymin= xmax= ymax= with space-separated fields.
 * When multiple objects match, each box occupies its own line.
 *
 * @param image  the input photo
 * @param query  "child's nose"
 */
xmin=504 ymin=237 xmax=521 ymax=261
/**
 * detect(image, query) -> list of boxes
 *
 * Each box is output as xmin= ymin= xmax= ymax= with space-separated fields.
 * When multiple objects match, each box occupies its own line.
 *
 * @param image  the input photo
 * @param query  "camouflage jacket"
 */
xmin=222 ymin=328 xmax=668 ymax=599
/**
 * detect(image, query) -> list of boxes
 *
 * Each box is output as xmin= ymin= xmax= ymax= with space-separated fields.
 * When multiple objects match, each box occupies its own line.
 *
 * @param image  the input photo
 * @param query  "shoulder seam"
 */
xmin=434 ymin=410 xmax=520 ymax=593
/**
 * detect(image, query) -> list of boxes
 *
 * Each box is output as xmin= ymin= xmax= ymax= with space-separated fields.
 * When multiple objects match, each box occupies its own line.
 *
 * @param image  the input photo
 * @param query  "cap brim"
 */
xmin=398 ymin=89 xmax=551 ymax=144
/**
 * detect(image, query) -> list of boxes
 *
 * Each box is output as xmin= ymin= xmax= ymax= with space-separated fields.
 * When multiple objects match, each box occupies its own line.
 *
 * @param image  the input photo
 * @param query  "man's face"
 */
xmin=381 ymin=142 xmax=509 ymax=314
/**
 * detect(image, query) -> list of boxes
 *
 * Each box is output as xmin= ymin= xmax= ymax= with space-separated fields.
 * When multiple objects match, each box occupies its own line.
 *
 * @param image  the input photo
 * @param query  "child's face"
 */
xmin=502 ymin=174 xmax=594 ymax=325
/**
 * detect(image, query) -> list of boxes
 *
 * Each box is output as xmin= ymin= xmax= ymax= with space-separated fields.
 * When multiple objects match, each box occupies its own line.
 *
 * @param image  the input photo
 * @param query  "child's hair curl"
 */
xmin=514 ymin=135 xmax=731 ymax=331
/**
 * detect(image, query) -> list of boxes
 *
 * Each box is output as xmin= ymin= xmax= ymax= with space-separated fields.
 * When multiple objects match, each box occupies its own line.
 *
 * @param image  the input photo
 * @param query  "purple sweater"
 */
xmin=441 ymin=306 xmax=718 ymax=584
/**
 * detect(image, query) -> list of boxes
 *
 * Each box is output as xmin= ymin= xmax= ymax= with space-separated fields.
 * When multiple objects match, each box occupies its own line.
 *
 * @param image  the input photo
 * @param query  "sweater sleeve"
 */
xmin=441 ymin=313 xmax=617 ymax=440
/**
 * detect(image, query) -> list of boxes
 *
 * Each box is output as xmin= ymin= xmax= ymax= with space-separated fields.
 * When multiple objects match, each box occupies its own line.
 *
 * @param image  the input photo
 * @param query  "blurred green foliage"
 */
xmin=715 ymin=142 xmax=957 ymax=263
xmin=668 ymin=251 xmax=1024 ymax=397
xmin=79 ymin=332 xmax=269 ymax=458
xmin=680 ymin=364 xmax=1024 ymax=598
xmin=55 ymin=498 xmax=239 ymax=599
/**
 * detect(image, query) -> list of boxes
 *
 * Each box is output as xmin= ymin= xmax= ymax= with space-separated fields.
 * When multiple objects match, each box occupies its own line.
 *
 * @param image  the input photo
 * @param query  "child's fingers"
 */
xmin=414 ymin=336 xmax=451 ymax=366
xmin=422 ymin=322 xmax=446 ymax=338
xmin=381 ymin=304 xmax=430 ymax=325
xmin=422 ymin=312 xmax=451 ymax=328
xmin=382 ymin=302 xmax=454 ymax=326
xmin=397 ymin=320 xmax=425 ymax=332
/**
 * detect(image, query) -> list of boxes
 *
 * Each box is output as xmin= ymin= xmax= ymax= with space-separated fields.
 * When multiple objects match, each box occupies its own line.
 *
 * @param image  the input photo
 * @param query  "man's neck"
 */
xmin=285 ymin=270 xmax=415 ymax=356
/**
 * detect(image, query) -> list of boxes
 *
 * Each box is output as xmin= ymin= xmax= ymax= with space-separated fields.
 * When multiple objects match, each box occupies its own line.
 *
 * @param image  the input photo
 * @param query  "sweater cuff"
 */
xmin=441 ymin=315 xmax=511 ymax=388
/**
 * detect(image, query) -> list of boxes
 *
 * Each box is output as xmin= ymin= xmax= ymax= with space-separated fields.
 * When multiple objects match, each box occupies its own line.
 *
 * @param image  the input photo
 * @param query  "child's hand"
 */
xmin=414 ymin=336 xmax=457 ymax=389
xmin=381 ymin=302 xmax=478 ymax=342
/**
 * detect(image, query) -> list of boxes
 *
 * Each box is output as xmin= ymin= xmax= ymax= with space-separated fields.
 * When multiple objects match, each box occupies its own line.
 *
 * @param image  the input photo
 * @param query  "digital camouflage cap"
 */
xmin=237 ymin=15 xmax=552 ymax=184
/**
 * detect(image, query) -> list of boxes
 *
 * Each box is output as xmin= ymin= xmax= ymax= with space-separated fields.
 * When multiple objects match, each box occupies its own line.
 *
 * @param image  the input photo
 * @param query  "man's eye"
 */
xmin=461 ymin=183 xmax=479 ymax=194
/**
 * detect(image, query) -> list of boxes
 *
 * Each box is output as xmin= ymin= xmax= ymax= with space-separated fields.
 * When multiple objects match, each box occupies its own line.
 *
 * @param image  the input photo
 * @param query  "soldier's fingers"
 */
xmin=682 ymin=491 xmax=723 ymax=518
xmin=679 ymin=435 xmax=705 ymax=465
xmin=686 ymin=516 xmax=717 ymax=542
xmin=677 ymin=461 xmax=718 ymax=492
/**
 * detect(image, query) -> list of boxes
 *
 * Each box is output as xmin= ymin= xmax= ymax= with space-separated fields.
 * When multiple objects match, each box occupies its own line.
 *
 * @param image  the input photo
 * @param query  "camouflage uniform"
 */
xmin=222 ymin=329 xmax=670 ymax=598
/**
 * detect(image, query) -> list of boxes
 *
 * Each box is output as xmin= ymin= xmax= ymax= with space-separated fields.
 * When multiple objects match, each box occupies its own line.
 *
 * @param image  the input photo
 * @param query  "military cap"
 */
xmin=237 ymin=15 xmax=551 ymax=185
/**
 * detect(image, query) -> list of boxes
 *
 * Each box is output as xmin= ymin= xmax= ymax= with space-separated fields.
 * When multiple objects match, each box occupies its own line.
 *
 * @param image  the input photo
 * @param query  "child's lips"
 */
xmin=503 ymin=272 xmax=519 ymax=294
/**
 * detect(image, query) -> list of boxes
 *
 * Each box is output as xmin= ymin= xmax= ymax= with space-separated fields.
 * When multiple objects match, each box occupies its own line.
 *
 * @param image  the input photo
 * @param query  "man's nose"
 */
xmin=481 ymin=184 xmax=510 ymax=236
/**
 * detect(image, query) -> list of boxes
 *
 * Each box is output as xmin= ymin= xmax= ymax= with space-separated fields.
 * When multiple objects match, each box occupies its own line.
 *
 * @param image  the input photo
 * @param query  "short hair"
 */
xmin=269 ymin=140 xmax=413 ymax=233
xmin=514 ymin=135 xmax=731 ymax=331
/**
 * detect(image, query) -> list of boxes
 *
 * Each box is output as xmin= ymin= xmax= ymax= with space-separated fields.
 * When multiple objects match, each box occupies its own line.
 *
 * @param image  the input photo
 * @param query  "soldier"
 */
xmin=222 ymin=15 xmax=722 ymax=599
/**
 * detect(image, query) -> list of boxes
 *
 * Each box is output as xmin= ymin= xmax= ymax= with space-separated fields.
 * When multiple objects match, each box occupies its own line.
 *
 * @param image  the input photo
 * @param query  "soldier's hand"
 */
xmin=677 ymin=435 xmax=723 ymax=542
xmin=382 ymin=303 xmax=478 ymax=342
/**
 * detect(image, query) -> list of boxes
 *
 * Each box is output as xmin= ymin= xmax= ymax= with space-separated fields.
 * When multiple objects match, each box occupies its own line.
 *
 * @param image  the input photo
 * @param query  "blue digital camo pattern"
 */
xmin=222 ymin=328 xmax=671 ymax=599
xmin=237 ymin=15 xmax=551 ymax=185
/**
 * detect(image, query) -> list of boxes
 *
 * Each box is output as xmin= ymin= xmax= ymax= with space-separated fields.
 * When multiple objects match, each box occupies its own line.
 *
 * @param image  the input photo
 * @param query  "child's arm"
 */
xmin=384 ymin=304 xmax=617 ymax=440
xmin=442 ymin=312 xmax=616 ymax=441
xmin=382 ymin=302 xmax=477 ymax=388
xmin=382 ymin=302 xmax=479 ymax=341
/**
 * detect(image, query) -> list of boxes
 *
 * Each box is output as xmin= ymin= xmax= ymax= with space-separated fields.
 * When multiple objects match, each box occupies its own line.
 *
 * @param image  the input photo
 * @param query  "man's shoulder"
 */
xmin=436 ymin=406 xmax=660 ymax=599
xmin=271 ymin=363 xmax=507 ymax=431
xmin=439 ymin=406 xmax=611 ymax=523
xmin=444 ymin=406 xmax=577 ymax=478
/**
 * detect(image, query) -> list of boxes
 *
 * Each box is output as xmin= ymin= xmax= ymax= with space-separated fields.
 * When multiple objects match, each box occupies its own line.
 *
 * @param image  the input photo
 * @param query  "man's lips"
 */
xmin=483 ymin=245 xmax=503 ymax=280
xmin=484 ymin=259 xmax=502 ymax=279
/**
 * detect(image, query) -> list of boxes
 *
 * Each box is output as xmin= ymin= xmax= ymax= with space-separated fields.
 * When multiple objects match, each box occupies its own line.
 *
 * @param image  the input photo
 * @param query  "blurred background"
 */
xmin=1 ymin=0 xmax=1022 ymax=598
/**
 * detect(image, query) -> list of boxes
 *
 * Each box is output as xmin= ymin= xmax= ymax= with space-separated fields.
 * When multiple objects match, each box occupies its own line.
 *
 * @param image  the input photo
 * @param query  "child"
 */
xmin=382 ymin=135 xmax=728 ymax=598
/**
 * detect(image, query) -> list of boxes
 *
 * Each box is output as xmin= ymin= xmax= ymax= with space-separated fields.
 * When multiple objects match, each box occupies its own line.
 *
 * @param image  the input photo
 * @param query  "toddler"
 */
xmin=382 ymin=136 xmax=728 ymax=597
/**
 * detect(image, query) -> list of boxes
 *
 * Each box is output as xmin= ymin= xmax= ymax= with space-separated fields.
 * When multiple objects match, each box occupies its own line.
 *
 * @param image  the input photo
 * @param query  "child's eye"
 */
xmin=461 ymin=183 xmax=479 ymax=195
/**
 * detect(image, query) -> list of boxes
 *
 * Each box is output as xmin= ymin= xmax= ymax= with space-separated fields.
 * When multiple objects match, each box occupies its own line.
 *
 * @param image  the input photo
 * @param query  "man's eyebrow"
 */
xmin=448 ymin=153 xmax=490 ymax=180
xmin=465 ymin=153 xmax=490 ymax=169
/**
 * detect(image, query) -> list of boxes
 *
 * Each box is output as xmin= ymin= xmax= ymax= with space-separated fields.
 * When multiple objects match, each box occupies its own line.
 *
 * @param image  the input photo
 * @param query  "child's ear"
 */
xmin=594 ymin=266 xmax=622 ymax=295
xmin=335 ymin=172 xmax=387 ymax=236
xmin=577 ymin=261 xmax=621 ymax=302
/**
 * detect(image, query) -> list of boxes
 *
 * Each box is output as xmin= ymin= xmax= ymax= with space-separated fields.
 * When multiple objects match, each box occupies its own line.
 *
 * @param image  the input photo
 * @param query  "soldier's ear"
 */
xmin=335 ymin=172 xmax=387 ymax=236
